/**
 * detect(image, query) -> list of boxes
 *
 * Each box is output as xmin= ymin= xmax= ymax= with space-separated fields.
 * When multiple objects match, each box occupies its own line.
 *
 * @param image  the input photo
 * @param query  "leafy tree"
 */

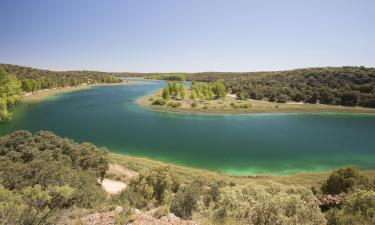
xmin=0 ymin=70 xmax=22 ymax=121
xmin=341 ymin=92 xmax=358 ymax=106
xmin=212 ymin=80 xmax=227 ymax=99
xmin=162 ymin=87 xmax=170 ymax=100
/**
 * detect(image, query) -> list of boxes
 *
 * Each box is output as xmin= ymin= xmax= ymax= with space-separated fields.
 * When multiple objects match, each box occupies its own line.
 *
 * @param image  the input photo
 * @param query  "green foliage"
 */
xmin=321 ymin=166 xmax=371 ymax=195
xmin=0 ymin=184 xmax=75 ymax=225
xmin=212 ymin=80 xmax=227 ymax=99
xmin=230 ymin=102 xmax=251 ymax=109
xmin=167 ymin=102 xmax=181 ymax=108
xmin=324 ymin=190 xmax=375 ymax=225
xmin=120 ymin=166 xmax=178 ymax=209
xmin=162 ymin=87 xmax=170 ymax=100
xmin=171 ymin=184 xmax=200 ymax=219
xmin=343 ymin=189 xmax=375 ymax=220
xmin=0 ymin=130 xmax=109 ymax=209
xmin=188 ymin=67 xmax=375 ymax=108
xmin=167 ymin=81 xmax=186 ymax=99
xmin=0 ymin=70 xmax=22 ymax=121
xmin=144 ymin=73 xmax=186 ymax=81
xmin=193 ymin=183 xmax=326 ymax=225
xmin=0 ymin=64 xmax=121 ymax=94
xmin=191 ymin=101 xmax=198 ymax=108
xmin=152 ymin=99 xmax=166 ymax=106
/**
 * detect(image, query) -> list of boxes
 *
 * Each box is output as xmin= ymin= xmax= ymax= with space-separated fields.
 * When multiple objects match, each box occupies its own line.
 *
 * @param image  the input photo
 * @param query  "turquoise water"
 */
xmin=1 ymin=80 xmax=375 ymax=175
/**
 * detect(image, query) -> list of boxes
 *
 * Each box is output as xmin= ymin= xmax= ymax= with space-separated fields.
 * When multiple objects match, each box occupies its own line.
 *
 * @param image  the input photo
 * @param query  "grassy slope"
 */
xmin=110 ymin=153 xmax=375 ymax=188
xmin=137 ymin=88 xmax=375 ymax=115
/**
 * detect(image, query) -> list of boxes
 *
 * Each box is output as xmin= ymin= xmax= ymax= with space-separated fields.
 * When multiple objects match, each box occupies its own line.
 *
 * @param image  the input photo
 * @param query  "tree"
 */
xmin=190 ymin=91 xmax=197 ymax=100
xmin=180 ymin=85 xmax=186 ymax=99
xmin=341 ymin=92 xmax=358 ymax=106
xmin=277 ymin=94 xmax=289 ymax=103
xmin=212 ymin=80 xmax=227 ymax=99
xmin=0 ymin=70 xmax=22 ymax=121
xmin=162 ymin=87 xmax=170 ymax=100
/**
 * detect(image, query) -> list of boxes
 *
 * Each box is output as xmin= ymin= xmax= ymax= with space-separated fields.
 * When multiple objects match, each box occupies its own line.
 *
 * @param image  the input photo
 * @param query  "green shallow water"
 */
xmin=1 ymin=80 xmax=375 ymax=175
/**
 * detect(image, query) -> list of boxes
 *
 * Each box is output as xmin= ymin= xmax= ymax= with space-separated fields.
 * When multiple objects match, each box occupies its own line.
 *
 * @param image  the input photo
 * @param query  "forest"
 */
xmin=0 ymin=64 xmax=123 ymax=121
xmin=187 ymin=67 xmax=375 ymax=108
xmin=143 ymin=67 xmax=375 ymax=108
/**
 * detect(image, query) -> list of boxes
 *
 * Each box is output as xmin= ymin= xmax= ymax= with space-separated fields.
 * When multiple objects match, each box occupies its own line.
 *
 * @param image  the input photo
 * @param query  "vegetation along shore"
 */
xmin=138 ymin=80 xmax=375 ymax=115
xmin=1 ymin=130 xmax=375 ymax=224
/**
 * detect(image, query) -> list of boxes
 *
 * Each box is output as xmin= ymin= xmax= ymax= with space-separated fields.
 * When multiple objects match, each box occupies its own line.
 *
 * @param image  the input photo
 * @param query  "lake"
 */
xmin=1 ymin=80 xmax=375 ymax=175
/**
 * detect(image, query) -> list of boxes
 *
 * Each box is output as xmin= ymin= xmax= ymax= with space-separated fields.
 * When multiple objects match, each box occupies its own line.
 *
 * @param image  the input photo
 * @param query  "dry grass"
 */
xmin=109 ymin=153 xmax=375 ymax=188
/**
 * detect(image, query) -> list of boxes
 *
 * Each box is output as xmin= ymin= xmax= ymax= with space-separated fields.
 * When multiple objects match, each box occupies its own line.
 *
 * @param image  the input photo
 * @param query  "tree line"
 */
xmin=140 ymin=67 xmax=375 ymax=108
xmin=187 ymin=67 xmax=375 ymax=107
xmin=0 ymin=64 xmax=123 ymax=121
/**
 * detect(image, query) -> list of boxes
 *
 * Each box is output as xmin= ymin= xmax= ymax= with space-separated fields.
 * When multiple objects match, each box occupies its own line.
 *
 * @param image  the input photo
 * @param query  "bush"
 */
xmin=120 ymin=166 xmax=178 ymax=209
xmin=343 ymin=189 xmax=375 ymax=220
xmin=152 ymin=99 xmax=166 ymax=106
xmin=191 ymin=101 xmax=198 ymax=108
xmin=167 ymin=102 xmax=181 ymax=108
xmin=171 ymin=185 xmax=199 ymax=219
xmin=324 ymin=190 xmax=375 ymax=225
xmin=321 ymin=166 xmax=371 ymax=195
xmin=0 ymin=131 xmax=108 ymax=208
xmin=193 ymin=183 xmax=326 ymax=225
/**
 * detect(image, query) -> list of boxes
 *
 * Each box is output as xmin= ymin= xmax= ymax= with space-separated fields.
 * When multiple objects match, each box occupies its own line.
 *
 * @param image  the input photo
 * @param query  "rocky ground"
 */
xmin=80 ymin=207 xmax=198 ymax=225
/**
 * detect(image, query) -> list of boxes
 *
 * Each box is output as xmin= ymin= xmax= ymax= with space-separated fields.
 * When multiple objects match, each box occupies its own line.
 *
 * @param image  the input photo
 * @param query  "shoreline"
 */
xmin=23 ymin=80 xmax=148 ymax=102
xmin=110 ymin=152 xmax=375 ymax=186
xmin=137 ymin=88 xmax=375 ymax=115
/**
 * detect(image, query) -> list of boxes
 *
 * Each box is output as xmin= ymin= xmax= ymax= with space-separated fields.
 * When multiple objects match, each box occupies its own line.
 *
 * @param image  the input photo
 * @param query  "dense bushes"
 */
xmin=144 ymin=74 xmax=186 ymax=81
xmin=188 ymin=67 xmax=375 ymax=108
xmin=193 ymin=183 xmax=326 ymax=225
xmin=321 ymin=166 xmax=370 ymax=195
xmin=120 ymin=166 xmax=178 ymax=209
xmin=0 ymin=130 xmax=109 ymax=224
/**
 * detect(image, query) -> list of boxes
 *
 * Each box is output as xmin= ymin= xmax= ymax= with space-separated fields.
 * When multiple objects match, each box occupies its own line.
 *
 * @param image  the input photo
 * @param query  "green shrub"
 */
xmin=0 ymin=131 xmax=108 ymax=209
xmin=343 ymin=189 xmax=375 ymax=220
xmin=193 ymin=183 xmax=326 ymax=225
xmin=167 ymin=102 xmax=181 ymax=108
xmin=152 ymin=99 xmax=166 ymax=106
xmin=230 ymin=102 xmax=251 ymax=109
xmin=321 ymin=166 xmax=371 ymax=195
xmin=0 ymin=184 xmax=75 ymax=225
xmin=324 ymin=190 xmax=375 ymax=225
xmin=120 ymin=166 xmax=178 ymax=209
xmin=191 ymin=101 xmax=198 ymax=108
xmin=170 ymin=185 xmax=199 ymax=219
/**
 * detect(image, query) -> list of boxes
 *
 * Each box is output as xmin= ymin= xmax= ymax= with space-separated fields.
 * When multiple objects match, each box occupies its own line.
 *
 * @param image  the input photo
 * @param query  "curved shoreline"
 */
xmin=23 ymin=80 xmax=148 ymax=102
xmin=136 ymin=88 xmax=375 ymax=116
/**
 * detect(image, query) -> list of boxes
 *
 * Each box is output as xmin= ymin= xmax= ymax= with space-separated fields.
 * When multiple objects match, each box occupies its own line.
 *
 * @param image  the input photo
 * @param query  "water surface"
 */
xmin=1 ymin=80 xmax=375 ymax=175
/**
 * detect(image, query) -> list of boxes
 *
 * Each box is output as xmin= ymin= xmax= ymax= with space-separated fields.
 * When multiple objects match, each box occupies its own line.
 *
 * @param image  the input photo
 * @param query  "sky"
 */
xmin=0 ymin=0 xmax=374 ymax=72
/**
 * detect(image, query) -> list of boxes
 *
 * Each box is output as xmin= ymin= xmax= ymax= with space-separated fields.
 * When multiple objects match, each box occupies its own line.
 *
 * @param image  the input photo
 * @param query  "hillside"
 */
xmin=1 ymin=131 xmax=375 ymax=225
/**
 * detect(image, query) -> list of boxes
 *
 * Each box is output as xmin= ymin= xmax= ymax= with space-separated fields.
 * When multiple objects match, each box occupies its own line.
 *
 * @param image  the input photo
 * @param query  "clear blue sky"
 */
xmin=0 ymin=0 xmax=374 ymax=72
